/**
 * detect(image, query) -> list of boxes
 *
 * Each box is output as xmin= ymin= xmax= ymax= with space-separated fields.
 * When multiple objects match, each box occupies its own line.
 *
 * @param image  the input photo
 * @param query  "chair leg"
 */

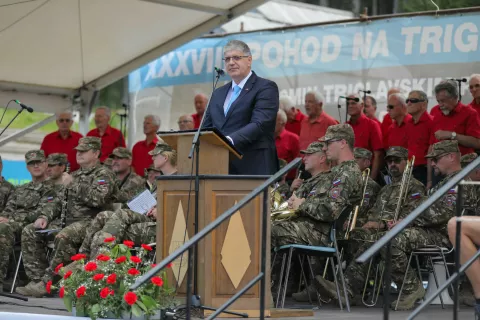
xmin=395 ymin=251 xmax=414 ymax=311
xmin=297 ymin=254 xmax=314 ymax=306
xmin=440 ymin=250 xmax=454 ymax=295
xmin=335 ymin=252 xmax=351 ymax=312
xmin=281 ymin=248 xmax=294 ymax=309
xmin=272 ymin=251 xmax=278 ymax=270
xmin=297 ymin=255 xmax=305 ymax=294
xmin=10 ymin=251 xmax=22 ymax=294
xmin=428 ymin=256 xmax=445 ymax=309
xmin=329 ymin=256 xmax=344 ymax=311
xmin=275 ymin=253 xmax=287 ymax=308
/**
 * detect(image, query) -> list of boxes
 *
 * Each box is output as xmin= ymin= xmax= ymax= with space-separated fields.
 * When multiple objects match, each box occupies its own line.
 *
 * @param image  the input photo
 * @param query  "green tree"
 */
xmin=401 ymin=0 xmax=480 ymax=12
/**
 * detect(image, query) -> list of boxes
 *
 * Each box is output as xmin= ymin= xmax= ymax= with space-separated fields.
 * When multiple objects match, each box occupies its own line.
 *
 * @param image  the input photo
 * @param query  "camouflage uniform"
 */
xmin=110 ymin=147 xmax=145 ymax=204
xmin=0 ymin=150 xmax=58 ymax=285
xmin=460 ymin=153 xmax=480 ymax=215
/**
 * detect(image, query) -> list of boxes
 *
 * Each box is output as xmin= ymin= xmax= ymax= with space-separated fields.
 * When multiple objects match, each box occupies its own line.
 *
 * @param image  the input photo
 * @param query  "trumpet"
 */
xmin=344 ymin=167 xmax=370 ymax=239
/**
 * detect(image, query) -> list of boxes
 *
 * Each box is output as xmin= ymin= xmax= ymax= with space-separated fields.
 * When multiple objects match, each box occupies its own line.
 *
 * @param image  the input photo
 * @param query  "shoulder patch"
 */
xmin=410 ymin=192 xmax=421 ymax=199
xmin=332 ymin=179 xmax=341 ymax=186
xmin=47 ymin=196 xmax=54 ymax=202
xmin=329 ymin=187 xmax=341 ymax=199
xmin=448 ymin=188 xmax=457 ymax=194
xmin=443 ymin=194 xmax=456 ymax=207
xmin=97 ymin=179 xmax=107 ymax=185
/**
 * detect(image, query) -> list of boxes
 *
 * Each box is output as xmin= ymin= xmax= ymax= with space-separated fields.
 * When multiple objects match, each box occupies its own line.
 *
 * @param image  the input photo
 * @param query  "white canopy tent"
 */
xmin=0 ymin=0 xmax=265 ymax=142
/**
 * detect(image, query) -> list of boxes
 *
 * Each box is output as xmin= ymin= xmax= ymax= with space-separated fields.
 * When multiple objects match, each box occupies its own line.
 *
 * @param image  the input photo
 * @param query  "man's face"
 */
xmin=469 ymin=77 xmax=480 ymax=100
xmin=224 ymin=50 xmax=252 ymax=81
xmin=147 ymin=170 xmax=162 ymax=184
xmin=178 ymin=116 xmax=194 ymax=130
xmin=274 ymin=113 xmax=286 ymax=136
xmin=153 ymin=153 xmax=167 ymax=169
xmin=143 ymin=116 xmax=159 ymax=135
xmin=56 ymin=112 xmax=73 ymax=132
xmin=406 ymin=92 xmax=427 ymax=115
xmin=27 ymin=160 xmax=47 ymax=178
xmin=387 ymin=96 xmax=404 ymax=120
xmin=347 ymin=96 xmax=362 ymax=117
xmin=111 ymin=156 xmax=131 ymax=174
xmin=47 ymin=163 xmax=65 ymax=179
xmin=194 ymin=95 xmax=208 ymax=114
xmin=436 ymin=90 xmax=458 ymax=115
xmin=94 ymin=109 xmax=109 ymax=128
xmin=76 ymin=149 xmax=98 ymax=166
xmin=323 ymin=139 xmax=342 ymax=161
xmin=355 ymin=157 xmax=370 ymax=172
xmin=386 ymin=157 xmax=407 ymax=178
xmin=431 ymin=153 xmax=451 ymax=176
xmin=363 ymin=97 xmax=376 ymax=118
xmin=304 ymin=93 xmax=321 ymax=117
xmin=280 ymin=103 xmax=296 ymax=122
xmin=303 ymin=152 xmax=324 ymax=172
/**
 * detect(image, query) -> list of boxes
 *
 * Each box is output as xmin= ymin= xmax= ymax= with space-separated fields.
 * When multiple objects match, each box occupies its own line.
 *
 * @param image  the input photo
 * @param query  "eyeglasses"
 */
xmin=406 ymin=98 xmax=426 ymax=104
xmin=387 ymin=105 xmax=396 ymax=110
xmin=28 ymin=161 xmax=45 ymax=167
xmin=222 ymin=55 xmax=249 ymax=63
xmin=386 ymin=158 xmax=402 ymax=164
xmin=58 ymin=118 xmax=72 ymax=123
xmin=325 ymin=139 xmax=342 ymax=146
xmin=431 ymin=153 xmax=450 ymax=163
xmin=47 ymin=163 xmax=62 ymax=168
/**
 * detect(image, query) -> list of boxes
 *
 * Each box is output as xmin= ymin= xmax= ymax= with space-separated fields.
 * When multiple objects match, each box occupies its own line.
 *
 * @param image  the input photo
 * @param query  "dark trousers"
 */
xmin=412 ymin=165 xmax=428 ymax=186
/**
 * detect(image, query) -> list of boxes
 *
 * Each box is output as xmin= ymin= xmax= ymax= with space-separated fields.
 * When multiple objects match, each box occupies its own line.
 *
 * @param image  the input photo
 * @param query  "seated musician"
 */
xmin=315 ymin=146 xmax=427 ymax=310
xmin=271 ymin=159 xmax=291 ymax=203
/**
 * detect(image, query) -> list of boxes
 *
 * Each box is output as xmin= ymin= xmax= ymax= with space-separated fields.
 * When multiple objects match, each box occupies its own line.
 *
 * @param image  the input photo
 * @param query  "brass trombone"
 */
xmin=361 ymin=156 xmax=415 ymax=307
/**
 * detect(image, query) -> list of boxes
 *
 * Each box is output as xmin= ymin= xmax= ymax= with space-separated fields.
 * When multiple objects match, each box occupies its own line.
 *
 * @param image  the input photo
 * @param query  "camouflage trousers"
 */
xmin=21 ymin=221 xmax=61 ymax=282
xmin=79 ymin=209 xmax=156 ymax=259
xmin=0 ymin=221 xmax=24 ymax=284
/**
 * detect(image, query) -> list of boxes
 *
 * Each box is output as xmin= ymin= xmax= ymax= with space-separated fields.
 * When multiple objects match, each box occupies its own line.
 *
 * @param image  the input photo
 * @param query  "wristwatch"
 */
xmin=451 ymin=132 xmax=457 ymax=140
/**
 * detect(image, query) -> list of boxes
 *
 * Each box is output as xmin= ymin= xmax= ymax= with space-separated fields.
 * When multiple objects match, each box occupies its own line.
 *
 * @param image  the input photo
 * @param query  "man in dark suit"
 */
xmin=203 ymin=40 xmax=279 ymax=175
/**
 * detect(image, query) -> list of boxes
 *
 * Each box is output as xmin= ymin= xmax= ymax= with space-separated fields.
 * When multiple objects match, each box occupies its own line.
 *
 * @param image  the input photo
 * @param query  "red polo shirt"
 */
xmin=381 ymin=113 xmax=393 ymax=137
xmin=384 ymin=114 xmax=412 ymax=149
xmin=469 ymin=99 xmax=480 ymax=114
xmin=41 ymin=130 xmax=83 ymax=172
xmin=87 ymin=125 xmax=126 ymax=162
xmin=132 ymin=137 xmax=159 ymax=176
xmin=275 ymin=129 xmax=300 ymax=180
xmin=192 ymin=113 xmax=203 ymax=129
xmin=299 ymin=112 xmax=338 ymax=150
xmin=285 ymin=109 xmax=306 ymax=136
xmin=371 ymin=117 xmax=381 ymax=126
xmin=405 ymin=111 xmax=433 ymax=166
xmin=347 ymin=113 xmax=383 ymax=152
xmin=430 ymin=102 xmax=480 ymax=155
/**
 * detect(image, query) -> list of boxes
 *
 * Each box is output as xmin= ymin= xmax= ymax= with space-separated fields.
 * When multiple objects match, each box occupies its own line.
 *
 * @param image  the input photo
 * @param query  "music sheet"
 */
xmin=127 ymin=189 xmax=157 ymax=214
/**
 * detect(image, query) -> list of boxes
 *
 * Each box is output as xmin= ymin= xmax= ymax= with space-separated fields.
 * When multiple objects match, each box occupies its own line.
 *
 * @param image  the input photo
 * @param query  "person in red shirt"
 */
xmin=274 ymin=110 xmax=300 ymax=180
xmin=346 ymin=94 xmax=383 ymax=180
xmin=429 ymin=80 xmax=480 ymax=156
xmin=40 ymin=111 xmax=83 ymax=172
xmin=363 ymin=95 xmax=381 ymax=125
xmin=405 ymin=90 xmax=433 ymax=187
xmin=87 ymin=107 xmax=126 ymax=162
xmin=298 ymin=91 xmax=338 ymax=151
xmin=384 ymin=93 xmax=411 ymax=149
xmin=178 ymin=114 xmax=195 ymax=130
xmin=192 ymin=93 xmax=208 ymax=129
xmin=279 ymin=96 xmax=306 ymax=136
xmin=380 ymin=88 xmax=403 ymax=137
xmin=131 ymin=114 xmax=160 ymax=176
xmin=469 ymin=74 xmax=480 ymax=113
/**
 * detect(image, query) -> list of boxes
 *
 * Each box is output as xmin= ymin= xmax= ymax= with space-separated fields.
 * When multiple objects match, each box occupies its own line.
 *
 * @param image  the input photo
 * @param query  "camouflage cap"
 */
xmin=25 ymin=150 xmax=45 ymax=164
xmin=318 ymin=124 xmax=355 ymax=146
xmin=47 ymin=153 xmax=68 ymax=165
xmin=354 ymin=148 xmax=372 ymax=160
xmin=385 ymin=146 xmax=409 ymax=159
xmin=425 ymin=140 xmax=460 ymax=159
xmin=74 ymin=137 xmax=101 ymax=151
xmin=461 ymin=153 xmax=478 ymax=168
xmin=148 ymin=143 xmax=174 ymax=156
xmin=109 ymin=147 xmax=132 ymax=159
xmin=145 ymin=164 xmax=162 ymax=173
xmin=103 ymin=158 xmax=113 ymax=168
xmin=300 ymin=141 xmax=325 ymax=154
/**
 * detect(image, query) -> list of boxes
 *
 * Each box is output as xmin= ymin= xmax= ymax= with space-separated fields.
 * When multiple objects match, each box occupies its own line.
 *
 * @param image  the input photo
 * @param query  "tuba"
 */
xmin=270 ymin=171 xmax=302 ymax=221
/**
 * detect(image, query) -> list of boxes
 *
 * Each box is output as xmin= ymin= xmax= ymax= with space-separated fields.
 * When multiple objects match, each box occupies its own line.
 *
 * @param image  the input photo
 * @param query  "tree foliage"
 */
xmin=401 ymin=0 xmax=480 ymax=12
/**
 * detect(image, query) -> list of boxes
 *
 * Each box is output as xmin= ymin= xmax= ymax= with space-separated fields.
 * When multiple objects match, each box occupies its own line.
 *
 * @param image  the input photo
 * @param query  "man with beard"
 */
xmin=109 ymin=147 xmax=145 ymax=204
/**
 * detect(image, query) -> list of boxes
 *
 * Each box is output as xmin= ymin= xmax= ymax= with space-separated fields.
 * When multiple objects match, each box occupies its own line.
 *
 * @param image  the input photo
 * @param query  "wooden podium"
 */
xmin=155 ymin=130 xmax=271 ymax=317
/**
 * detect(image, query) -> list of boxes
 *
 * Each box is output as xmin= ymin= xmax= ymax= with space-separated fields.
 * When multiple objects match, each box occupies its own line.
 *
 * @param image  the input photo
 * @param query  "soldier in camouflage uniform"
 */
xmin=21 ymin=137 xmax=118 ymax=297
xmin=103 ymin=157 xmax=113 ymax=170
xmin=110 ymin=147 xmax=145 ymax=204
xmin=78 ymin=143 xmax=178 ymax=259
xmin=144 ymin=164 xmax=163 ymax=192
xmin=0 ymin=155 xmax=15 ymax=211
xmin=271 ymin=159 xmax=291 ymax=205
xmin=315 ymin=146 xmax=427 ymax=309
xmin=0 ymin=150 xmax=58 ymax=291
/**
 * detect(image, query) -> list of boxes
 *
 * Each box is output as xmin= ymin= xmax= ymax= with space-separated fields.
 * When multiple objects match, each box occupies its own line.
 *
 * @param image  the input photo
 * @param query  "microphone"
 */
xmin=339 ymin=96 xmax=360 ymax=102
xmin=451 ymin=78 xmax=467 ymax=83
xmin=214 ymin=67 xmax=225 ymax=76
xmin=14 ymin=100 xmax=34 ymax=113
xmin=359 ymin=90 xmax=372 ymax=94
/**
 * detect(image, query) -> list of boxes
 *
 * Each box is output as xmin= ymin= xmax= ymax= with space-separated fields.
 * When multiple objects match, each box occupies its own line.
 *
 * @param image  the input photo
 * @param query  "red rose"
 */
xmin=71 ymin=253 xmax=87 ymax=261
xmin=59 ymin=286 xmax=65 ymax=298
xmin=84 ymin=262 xmax=98 ymax=272
xmin=151 ymin=276 xmax=164 ymax=287
xmin=46 ymin=280 xmax=52 ymax=293
xmin=115 ymin=256 xmax=127 ymax=264
xmin=130 ymin=256 xmax=141 ymax=264
xmin=104 ymin=237 xmax=116 ymax=243
xmin=106 ymin=273 xmax=117 ymax=284
xmin=167 ymin=263 xmax=173 ymax=269
xmin=100 ymin=287 xmax=110 ymax=299
xmin=124 ymin=292 xmax=137 ymax=306
xmin=141 ymin=244 xmax=152 ymax=251
xmin=96 ymin=254 xmax=110 ymax=261
xmin=54 ymin=263 xmax=63 ymax=274
xmin=76 ymin=286 xmax=86 ymax=298
xmin=150 ymin=264 xmax=157 ymax=268
xmin=123 ymin=240 xmax=135 ymax=248
xmin=127 ymin=268 xmax=141 ymax=276
xmin=64 ymin=270 xmax=73 ymax=279
xmin=92 ymin=273 xmax=104 ymax=281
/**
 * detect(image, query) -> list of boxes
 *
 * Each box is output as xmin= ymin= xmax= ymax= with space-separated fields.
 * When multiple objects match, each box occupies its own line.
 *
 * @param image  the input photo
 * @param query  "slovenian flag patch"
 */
xmin=47 ymin=196 xmax=53 ymax=202
xmin=98 ymin=179 xmax=106 ymax=185
xmin=332 ymin=179 xmax=341 ymax=186
xmin=411 ymin=193 xmax=421 ymax=199
xmin=448 ymin=188 xmax=456 ymax=194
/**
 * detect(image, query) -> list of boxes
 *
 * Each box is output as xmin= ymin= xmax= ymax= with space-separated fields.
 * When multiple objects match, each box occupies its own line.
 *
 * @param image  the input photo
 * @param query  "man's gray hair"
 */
xmin=279 ymin=96 xmax=295 ymax=112
xmin=56 ymin=110 xmax=73 ymax=120
xmin=223 ymin=40 xmax=251 ymax=56
xmin=435 ymin=80 xmax=459 ymax=99
xmin=470 ymin=74 xmax=480 ymax=81
xmin=277 ymin=109 xmax=287 ymax=123
xmin=388 ymin=93 xmax=407 ymax=106
xmin=409 ymin=90 xmax=429 ymax=103
xmin=145 ymin=114 xmax=161 ymax=127
xmin=305 ymin=90 xmax=324 ymax=104
xmin=96 ymin=106 xmax=111 ymax=117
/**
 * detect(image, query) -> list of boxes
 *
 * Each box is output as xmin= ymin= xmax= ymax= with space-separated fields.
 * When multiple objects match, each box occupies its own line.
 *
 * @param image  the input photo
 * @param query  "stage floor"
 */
xmin=0 ymin=296 xmax=474 ymax=319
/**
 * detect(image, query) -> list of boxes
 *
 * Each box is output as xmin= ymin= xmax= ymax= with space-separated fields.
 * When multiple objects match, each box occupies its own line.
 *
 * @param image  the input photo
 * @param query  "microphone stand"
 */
xmin=183 ymin=69 xmax=247 ymax=319
xmin=119 ymin=104 xmax=128 ymax=137
xmin=0 ymin=107 xmax=26 ymax=138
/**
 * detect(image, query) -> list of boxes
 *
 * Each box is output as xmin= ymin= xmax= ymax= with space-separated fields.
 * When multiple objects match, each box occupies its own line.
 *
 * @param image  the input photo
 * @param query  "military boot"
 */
xmin=391 ymin=281 xmax=425 ymax=310
xmin=15 ymin=281 xmax=37 ymax=296
xmin=28 ymin=281 xmax=48 ymax=298
xmin=314 ymin=275 xmax=353 ymax=306
xmin=292 ymin=285 xmax=320 ymax=302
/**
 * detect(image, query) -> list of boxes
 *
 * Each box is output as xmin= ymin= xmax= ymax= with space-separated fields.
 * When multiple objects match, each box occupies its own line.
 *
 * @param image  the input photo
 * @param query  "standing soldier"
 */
xmin=109 ymin=147 xmax=145 ymax=204
xmin=0 ymin=155 xmax=15 ymax=211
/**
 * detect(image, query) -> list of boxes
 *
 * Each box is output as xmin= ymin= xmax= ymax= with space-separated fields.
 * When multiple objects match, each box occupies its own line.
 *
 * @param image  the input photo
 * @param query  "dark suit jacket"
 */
xmin=202 ymin=71 xmax=279 ymax=175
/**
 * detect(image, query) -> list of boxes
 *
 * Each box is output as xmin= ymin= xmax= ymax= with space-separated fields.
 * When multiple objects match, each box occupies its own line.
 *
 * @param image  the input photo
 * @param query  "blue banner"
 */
xmin=129 ymin=12 xmax=480 ymax=91
xmin=3 ymin=160 xmax=31 ymax=185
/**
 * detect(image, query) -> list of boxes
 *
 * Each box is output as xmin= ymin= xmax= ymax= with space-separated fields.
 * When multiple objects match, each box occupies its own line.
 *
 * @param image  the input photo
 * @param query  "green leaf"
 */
xmin=132 ymin=304 xmax=143 ymax=317
xmin=91 ymin=303 xmax=101 ymax=314
xmin=141 ymin=295 xmax=157 ymax=309
xmin=136 ymin=300 xmax=147 ymax=312
xmin=63 ymin=296 xmax=73 ymax=313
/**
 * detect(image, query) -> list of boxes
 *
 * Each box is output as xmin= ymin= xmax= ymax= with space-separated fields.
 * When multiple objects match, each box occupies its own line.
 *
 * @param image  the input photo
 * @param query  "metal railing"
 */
xmin=356 ymin=155 xmax=480 ymax=320
xmin=130 ymin=158 xmax=302 ymax=320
